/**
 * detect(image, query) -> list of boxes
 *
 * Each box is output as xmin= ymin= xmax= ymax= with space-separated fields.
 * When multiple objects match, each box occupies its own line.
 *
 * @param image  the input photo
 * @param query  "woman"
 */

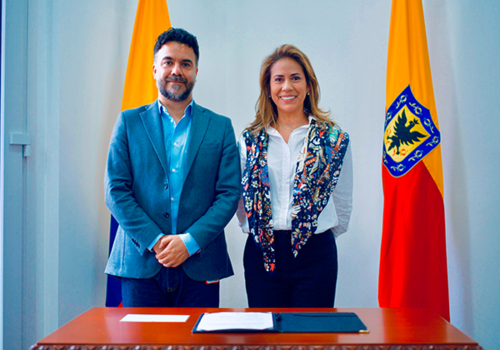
xmin=237 ymin=44 xmax=353 ymax=308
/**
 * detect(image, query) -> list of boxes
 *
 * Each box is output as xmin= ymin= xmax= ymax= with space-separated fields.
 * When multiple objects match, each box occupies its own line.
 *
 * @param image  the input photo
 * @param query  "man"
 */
xmin=105 ymin=28 xmax=240 ymax=307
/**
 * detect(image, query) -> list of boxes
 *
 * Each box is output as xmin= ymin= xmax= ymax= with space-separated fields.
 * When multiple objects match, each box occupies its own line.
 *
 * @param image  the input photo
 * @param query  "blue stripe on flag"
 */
xmin=105 ymin=215 xmax=122 ymax=307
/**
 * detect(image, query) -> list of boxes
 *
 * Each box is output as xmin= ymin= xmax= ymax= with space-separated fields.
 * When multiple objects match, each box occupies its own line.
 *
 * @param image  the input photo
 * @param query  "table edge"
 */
xmin=30 ymin=343 xmax=484 ymax=350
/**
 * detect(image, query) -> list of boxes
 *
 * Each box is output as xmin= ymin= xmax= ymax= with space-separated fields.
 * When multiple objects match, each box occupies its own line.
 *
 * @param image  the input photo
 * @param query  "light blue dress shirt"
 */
xmin=147 ymin=100 xmax=200 ymax=256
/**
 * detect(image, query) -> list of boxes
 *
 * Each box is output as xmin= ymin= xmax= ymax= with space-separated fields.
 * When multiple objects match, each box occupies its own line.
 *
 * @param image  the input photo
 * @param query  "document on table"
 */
xmin=195 ymin=312 xmax=275 ymax=332
xmin=120 ymin=314 xmax=190 ymax=323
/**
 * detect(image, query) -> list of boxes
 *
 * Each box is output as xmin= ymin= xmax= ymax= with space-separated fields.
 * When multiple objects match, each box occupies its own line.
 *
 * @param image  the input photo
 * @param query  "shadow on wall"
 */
xmin=425 ymin=1 xmax=473 ymax=335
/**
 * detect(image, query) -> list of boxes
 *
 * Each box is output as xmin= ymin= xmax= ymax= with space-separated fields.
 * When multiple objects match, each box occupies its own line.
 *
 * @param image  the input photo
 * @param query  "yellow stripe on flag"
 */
xmin=121 ymin=0 xmax=171 ymax=112
xmin=386 ymin=0 xmax=444 ymax=197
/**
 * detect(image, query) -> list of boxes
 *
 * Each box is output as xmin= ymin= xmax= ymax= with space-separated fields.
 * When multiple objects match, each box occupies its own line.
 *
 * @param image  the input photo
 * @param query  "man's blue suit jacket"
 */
xmin=104 ymin=100 xmax=240 ymax=281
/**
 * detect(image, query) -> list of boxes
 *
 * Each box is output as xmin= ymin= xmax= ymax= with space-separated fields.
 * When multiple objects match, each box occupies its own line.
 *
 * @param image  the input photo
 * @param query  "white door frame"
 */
xmin=0 ymin=0 xmax=5 ymax=348
xmin=1 ymin=0 xmax=61 ymax=348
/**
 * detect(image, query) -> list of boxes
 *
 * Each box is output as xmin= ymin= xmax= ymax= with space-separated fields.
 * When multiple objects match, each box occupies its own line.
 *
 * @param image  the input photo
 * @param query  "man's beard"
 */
xmin=158 ymin=76 xmax=195 ymax=102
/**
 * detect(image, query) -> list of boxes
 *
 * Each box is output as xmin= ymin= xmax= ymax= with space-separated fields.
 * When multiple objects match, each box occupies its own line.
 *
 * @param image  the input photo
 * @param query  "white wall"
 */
xmin=173 ymin=0 xmax=392 ymax=311
xmin=430 ymin=1 xmax=500 ymax=345
xmin=57 ymin=0 xmax=137 ymax=326
xmin=3 ymin=0 xmax=499 ymax=349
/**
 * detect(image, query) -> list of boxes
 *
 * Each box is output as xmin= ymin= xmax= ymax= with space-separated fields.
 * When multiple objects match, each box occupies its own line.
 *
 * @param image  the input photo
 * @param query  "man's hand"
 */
xmin=153 ymin=235 xmax=189 ymax=268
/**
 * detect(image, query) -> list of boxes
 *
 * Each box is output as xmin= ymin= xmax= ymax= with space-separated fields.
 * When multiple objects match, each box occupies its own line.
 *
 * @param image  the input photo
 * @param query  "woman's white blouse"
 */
xmin=236 ymin=121 xmax=353 ymax=238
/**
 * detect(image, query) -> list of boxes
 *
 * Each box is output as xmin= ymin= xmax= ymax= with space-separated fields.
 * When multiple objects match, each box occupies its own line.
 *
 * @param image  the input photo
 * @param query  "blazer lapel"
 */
xmin=184 ymin=102 xmax=209 ymax=179
xmin=140 ymin=101 xmax=168 ymax=174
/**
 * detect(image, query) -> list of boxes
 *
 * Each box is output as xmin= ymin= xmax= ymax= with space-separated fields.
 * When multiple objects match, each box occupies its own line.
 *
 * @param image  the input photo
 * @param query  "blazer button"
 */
xmin=164 ymin=183 xmax=169 ymax=189
xmin=163 ymin=212 xmax=170 ymax=218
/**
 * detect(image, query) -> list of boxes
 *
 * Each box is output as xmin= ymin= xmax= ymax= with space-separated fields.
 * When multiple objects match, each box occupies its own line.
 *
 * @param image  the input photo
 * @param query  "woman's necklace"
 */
xmin=276 ymin=124 xmax=295 ymax=131
xmin=274 ymin=113 xmax=309 ymax=135
xmin=275 ymin=119 xmax=308 ymax=132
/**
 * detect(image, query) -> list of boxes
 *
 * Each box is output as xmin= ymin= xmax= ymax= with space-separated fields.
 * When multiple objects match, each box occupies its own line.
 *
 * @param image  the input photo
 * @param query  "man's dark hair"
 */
xmin=154 ymin=28 xmax=199 ymax=64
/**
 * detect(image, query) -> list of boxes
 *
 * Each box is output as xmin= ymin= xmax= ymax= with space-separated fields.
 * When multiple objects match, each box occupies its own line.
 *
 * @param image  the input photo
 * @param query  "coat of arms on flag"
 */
xmin=383 ymin=85 xmax=441 ymax=177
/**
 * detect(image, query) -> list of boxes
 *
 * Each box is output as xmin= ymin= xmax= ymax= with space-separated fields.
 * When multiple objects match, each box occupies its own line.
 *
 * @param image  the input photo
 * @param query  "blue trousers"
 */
xmin=244 ymin=230 xmax=338 ymax=308
xmin=121 ymin=266 xmax=219 ymax=307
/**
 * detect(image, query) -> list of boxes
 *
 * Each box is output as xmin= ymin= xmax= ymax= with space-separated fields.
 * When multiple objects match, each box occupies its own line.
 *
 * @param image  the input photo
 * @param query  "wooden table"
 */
xmin=31 ymin=307 xmax=482 ymax=350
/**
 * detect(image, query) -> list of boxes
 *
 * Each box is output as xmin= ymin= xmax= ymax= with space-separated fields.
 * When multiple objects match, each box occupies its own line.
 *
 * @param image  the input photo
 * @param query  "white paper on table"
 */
xmin=195 ymin=312 xmax=274 ymax=331
xmin=120 ymin=314 xmax=190 ymax=323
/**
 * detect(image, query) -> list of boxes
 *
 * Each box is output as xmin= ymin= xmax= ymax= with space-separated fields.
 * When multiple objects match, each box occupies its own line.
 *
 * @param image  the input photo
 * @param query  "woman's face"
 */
xmin=269 ymin=58 xmax=310 ymax=118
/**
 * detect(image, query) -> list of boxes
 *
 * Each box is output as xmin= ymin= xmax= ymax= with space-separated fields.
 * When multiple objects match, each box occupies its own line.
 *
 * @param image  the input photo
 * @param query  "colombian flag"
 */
xmin=378 ymin=0 xmax=450 ymax=321
xmin=106 ymin=0 xmax=171 ymax=307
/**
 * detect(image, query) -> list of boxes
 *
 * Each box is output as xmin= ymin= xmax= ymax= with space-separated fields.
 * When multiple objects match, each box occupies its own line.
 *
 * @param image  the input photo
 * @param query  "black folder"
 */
xmin=192 ymin=312 xmax=368 ymax=333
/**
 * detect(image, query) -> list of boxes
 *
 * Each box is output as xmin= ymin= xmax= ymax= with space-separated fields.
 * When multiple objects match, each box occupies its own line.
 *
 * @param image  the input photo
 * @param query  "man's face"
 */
xmin=153 ymin=41 xmax=198 ymax=102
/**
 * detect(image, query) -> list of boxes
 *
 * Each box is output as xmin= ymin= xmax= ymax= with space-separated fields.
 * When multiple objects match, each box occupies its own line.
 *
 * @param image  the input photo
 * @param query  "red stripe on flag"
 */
xmin=379 ymin=161 xmax=449 ymax=321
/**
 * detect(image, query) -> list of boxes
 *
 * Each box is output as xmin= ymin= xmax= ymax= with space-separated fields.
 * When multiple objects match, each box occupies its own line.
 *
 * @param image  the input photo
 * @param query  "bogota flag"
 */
xmin=379 ymin=0 xmax=450 ymax=321
xmin=106 ymin=0 xmax=171 ymax=307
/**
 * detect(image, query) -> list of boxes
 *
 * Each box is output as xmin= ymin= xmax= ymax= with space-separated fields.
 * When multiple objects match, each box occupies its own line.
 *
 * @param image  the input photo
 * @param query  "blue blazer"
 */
xmin=104 ymin=101 xmax=240 ymax=281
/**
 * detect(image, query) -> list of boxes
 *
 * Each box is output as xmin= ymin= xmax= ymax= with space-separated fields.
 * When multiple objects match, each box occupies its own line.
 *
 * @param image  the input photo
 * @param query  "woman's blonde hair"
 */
xmin=246 ymin=44 xmax=334 ymax=134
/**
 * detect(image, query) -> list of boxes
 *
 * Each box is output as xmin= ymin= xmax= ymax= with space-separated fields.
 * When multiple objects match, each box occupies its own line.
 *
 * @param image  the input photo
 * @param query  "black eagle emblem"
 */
xmin=387 ymin=110 xmax=426 ymax=155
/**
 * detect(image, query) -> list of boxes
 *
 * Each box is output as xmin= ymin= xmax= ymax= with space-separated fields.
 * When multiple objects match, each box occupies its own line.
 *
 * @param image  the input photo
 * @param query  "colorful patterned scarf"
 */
xmin=241 ymin=119 xmax=349 ymax=273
